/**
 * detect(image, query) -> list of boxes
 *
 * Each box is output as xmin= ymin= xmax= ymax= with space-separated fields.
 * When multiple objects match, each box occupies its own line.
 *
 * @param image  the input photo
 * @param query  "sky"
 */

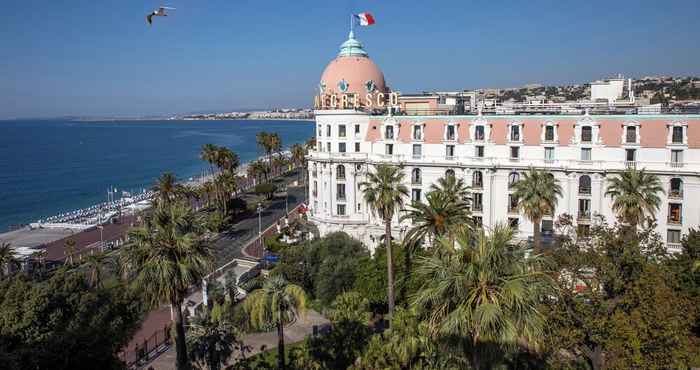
xmin=1 ymin=0 xmax=699 ymax=119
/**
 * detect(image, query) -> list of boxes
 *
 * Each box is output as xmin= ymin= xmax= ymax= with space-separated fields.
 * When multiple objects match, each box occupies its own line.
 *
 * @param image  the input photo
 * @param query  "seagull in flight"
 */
xmin=146 ymin=6 xmax=176 ymax=25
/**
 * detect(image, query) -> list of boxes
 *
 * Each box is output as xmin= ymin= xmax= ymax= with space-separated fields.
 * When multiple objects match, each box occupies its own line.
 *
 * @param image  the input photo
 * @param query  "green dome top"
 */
xmin=338 ymin=31 xmax=368 ymax=57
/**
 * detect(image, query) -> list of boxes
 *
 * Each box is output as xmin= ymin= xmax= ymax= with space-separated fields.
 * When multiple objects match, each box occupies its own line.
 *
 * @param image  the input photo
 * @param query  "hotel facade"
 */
xmin=307 ymin=32 xmax=700 ymax=252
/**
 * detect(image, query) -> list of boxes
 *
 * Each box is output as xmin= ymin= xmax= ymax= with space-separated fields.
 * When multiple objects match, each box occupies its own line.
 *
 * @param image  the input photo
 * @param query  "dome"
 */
xmin=319 ymin=31 xmax=387 ymax=101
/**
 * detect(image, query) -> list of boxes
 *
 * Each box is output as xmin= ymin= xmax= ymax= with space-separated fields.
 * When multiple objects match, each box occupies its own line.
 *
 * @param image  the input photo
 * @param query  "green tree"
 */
xmin=121 ymin=202 xmax=213 ymax=370
xmin=64 ymin=238 xmax=77 ymax=265
xmin=244 ymin=275 xmax=307 ymax=370
xmin=411 ymin=224 xmax=554 ymax=369
xmin=605 ymin=168 xmax=664 ymax=228
xmin=402 ymin=191 xmax=471 ymax=247
xmin=428 ymin=173 xmax=471 ymax=204
xmin=186 ymin=310 xmax=240 ymax=370
xmin=83 ymin=251 xmax=108 ymax=288
xmin=153 ymin=172 xmax=192 ymax=208
xmin=256 ymin=132 xmax=282 ymax=177
xmin=290 ymin=143 xmax=306 ymax=183
xmin=326 ymin=291 xmax=371 ymax=324
xmin=511 ymin=168 xmax=562 ymax=253
xmin=247 ymin=160 xmax=269 ymax=184
xmin=0 ymin=243 xmax=19 ymax=278
xmin=360 ymin=164 xmax=409 ymax=318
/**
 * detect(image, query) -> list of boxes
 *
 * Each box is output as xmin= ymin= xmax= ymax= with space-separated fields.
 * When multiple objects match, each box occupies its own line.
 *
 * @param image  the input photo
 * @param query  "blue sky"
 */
xmin=1 ymin=0 xmax=698 ymax=119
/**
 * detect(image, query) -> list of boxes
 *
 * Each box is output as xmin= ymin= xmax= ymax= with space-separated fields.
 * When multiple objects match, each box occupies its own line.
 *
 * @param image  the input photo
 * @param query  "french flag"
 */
xmin=354 ymin=12 xmax=375 ymax=26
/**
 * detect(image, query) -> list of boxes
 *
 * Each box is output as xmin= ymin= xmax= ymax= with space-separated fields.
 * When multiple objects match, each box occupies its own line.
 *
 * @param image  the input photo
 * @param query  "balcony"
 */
xmin=625 ymin=161 xmax=636 ymax=169
xmin=472 ymin=203 xmax=483 ymax=212
xmin=336 ymin=194 xmax=346 ymax=201
xmin=668 ymin=216 xmax=682 ymax=225
xmin=669 ymin=162 xmax=684 ymax=168
xmin=577 ymin=211 xmax=591 ymax=221
xmin=668 ymin=190 xmax=683 ymax=199
xmin=411 ymin=178 xmax=422 ymax=186
xmin=578 ymin=187 xmax=591 ymax=195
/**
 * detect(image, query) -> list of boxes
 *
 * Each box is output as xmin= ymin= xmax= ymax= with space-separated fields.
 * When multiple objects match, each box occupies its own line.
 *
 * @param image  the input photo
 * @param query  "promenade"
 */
xmin=122 ymin=170 xmax=309 ymax=368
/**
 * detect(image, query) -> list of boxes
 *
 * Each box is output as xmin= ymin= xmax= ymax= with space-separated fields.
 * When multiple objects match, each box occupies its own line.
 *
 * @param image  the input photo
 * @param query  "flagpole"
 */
xmin=350 ymin=13 xmax=353 ymax=34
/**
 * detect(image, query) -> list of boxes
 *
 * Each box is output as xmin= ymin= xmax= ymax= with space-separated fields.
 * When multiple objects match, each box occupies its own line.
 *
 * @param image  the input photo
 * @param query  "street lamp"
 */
xmin=257 ymin=203 xmax=263 ymax=254
xmin=283 ymin=185 xmax=289 ymax=215
xmin=97 ymin=225 xmax=104 ymax=251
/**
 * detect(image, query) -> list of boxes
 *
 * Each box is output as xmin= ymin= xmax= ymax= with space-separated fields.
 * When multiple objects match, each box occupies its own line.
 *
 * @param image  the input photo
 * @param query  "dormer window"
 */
xmin=445 ymin=124 xmax=457 ymax=141
xmin=365 ymin=80 xmax=376 ymax=93
xmin=475 ymin=125 xmax=485 ymax=141
xmin=625 ymin=126 xmax=636 ymax=144
xmin=385 ymin=125 xmax=394 ymax=140
xmin=668 ymin=123 xmax=687 ymax=145
xmin=510 ymin=124 xmax=521 ymax=141
xmin=413 ymin=125 xmax=423 ymax=141
xmin=338 ymin=79 xmax=349 ymax=93
xmin=672 ymin=126 xmax=683 ymax=143
xmin=581 ymin=126 xmax=592 ymax=143
xmin=545 ymin=126 xmax=555 ymax=141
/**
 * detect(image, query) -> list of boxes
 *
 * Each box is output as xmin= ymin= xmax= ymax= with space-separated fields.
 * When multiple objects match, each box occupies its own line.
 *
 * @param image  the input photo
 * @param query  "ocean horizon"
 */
xmin=0 ymin=119 xmax=313 ymax=232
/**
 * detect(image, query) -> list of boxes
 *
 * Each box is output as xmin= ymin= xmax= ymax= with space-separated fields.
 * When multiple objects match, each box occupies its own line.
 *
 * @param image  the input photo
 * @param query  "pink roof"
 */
xmin=320 ymin=56 xmax=386 ymax=101
xmin=639 ymin=120 xmax=668 ymax=148
xmin=599 ymin=120 xmax=622 ymax=147
xmin=491 ymin=119 xmax=507 ymax=145
xmin=522 ymin=119 xmax=541 ymax=145
xmin=557 ymin=120 xmax=575 ymax=146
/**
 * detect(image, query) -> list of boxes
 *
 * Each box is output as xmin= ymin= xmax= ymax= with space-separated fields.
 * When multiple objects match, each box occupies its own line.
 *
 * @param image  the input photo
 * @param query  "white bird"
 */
xmin=146 ymin=6 xmax=176 ymax=25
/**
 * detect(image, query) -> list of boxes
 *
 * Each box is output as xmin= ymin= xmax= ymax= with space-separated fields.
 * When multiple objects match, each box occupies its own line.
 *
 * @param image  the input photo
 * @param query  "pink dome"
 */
xmin=320 ymin=56 xmax=387 ymax=98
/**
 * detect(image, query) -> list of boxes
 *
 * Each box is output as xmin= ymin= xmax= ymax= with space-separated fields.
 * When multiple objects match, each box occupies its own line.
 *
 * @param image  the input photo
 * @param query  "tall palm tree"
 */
xmin=0 ymin=242 xmax=19 ymax=278
xmin=153 ymin=172 xmax=191 ymax=208
xmin=186 ymin=311 xmax=239 ymax=370
xmin=121 ymin=202 xmax=213 ymax=370
xmin=215 ymin=147 xmax=240 ymax=174
xmin=64 ymin=238 xmax=77 ymax=265
xmin=200 ymin=144 xmax=220 ymax=177
xmin=511 ymin=168 xmax=562 ymax=253
xmin=247 ymin=160 xmax=269 ymax=184
xmin=360 ymin=164 xmax=409 ymax=318
xmin=290 ymin=143 xmax=306 ymax=183
xmin=429 ymin=174 xmax=471 ymax=204
xmin=402 ymin=192 xmax=472 ymax=247
xmin=244 ymin=275 xmax=307 ymax=370
xmin=411 ymin=225 xmax=554 ymax=370
xmin=84 ymin=252 xmax=108 ymax=288
xmin=605 ymin=168 xmax=664 ymax=228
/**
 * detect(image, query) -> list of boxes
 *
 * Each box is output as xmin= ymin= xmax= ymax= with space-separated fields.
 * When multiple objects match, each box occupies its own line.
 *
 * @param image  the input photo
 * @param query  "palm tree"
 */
xmin=411 ymin=225 xmax=554 ymax=369
xmin=290 ymin=143 xmax=306 ymax=183
xmin=64 ymin=238 xmax=77 ymax=265
xmin=605 ymin=168 xmax=664 ymax=228
xmin=360 ymin=164 xmax=409 ymax=318
xmin=153 ymin=172 xmax=191 ymax=208
xmin=244 ymin=275 xmax=307 ymax=370
xmin=429 ymin=174 xmax=471 ymax=204
xmin=186 ymin=310 xmax=239 ymax=370
xmin=511 ymin=168 xmax=562 ymax=253
xmin=121 ymin=202 xmax=213 ymax=370
xmin=200 ymin=144 xmax=220 ymax=177
xmin=0 ymin=242 xmax=19 ymax=278
xmin=402 ymin=191 xmax=472 ymax=247
xmin=247 ymin=160 xmax=269 ymax=184
xmin=84 ymin=252 xmax=108 ymax=288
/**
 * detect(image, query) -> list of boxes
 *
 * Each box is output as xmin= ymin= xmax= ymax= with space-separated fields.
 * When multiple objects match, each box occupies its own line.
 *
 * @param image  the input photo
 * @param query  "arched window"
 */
xmin=411 ymin=168 xmax=422 ymax=185
xmin=670 ymin=178 xmax=683 ymax=198
xmin=579 ymin=175 xmax=591 ymax=195
xmin=472 ymin=171 xmax=483 ymax=188
xmin=508 ymin=172 xmax=520 ymax=188
xmin=581 ymin=126 xmax=593 ymax=143
xmin=445 ymin=169 xmax=455 ymax=178
xmin=336 ymin=165 xmax=345 ymax=180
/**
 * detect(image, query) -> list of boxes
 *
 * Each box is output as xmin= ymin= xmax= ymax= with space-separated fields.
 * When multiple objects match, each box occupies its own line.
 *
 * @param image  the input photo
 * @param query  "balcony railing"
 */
xmin=669 ymin=162 xmax=684 ymax=168
xmin=668 ymin=216 xmax=682 ymax=225
xmin=411 ymin=178 xmax=422 ymax=185
xmin=579 ymin=187 xmax=591 ymax=195
xmin=473 ymin=204 xmax=483 ymax=212
xmin=669 ymin=189 xmax=683 ymax=199
xmin=577 ymin=211 xmax=591 ymax=221
xmin=472 ymin=182 xmax=483 ymax=189
xmin=336 ymin=194 xmax=346 ymax=201
xmin=625 ymin=161 xmax=636 ymax=169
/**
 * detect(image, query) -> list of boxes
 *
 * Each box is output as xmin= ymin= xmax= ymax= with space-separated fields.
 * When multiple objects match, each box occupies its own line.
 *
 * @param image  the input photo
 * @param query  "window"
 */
xmin=671 ymin=150 xmax=683 ymax=164
xmin=336 ymin=165 xmax=345 ymax=180
xmin=411 ymin=168 xmax=422 ymax=185
xmin=339 ymin=142 xmax=346 ymax=153
xmin=317 ymin=142 xmax=322 ymax=151
xmin=337 ymin=204 xmax=346 ymax=216
xmin=508 ymin=217 xmax=519 ymax=229
xmin=510 ymin=125 xmax=520 ymax=141
xmin=413 ymin=125 xmax=423 ymax=140
xmin=625 ymin=126 xmax=636 ymax=144
xmin=312 ymin=163 xmax=318 ymax=178
xmin=475 ymin=146 xmax=485 ymax=158
xmin=668 ymin=203 xmax=682 ymax=224
xmin=412 ymin=144 xmax=422 ymax=159
xmin=473 ymin=216 xmax=483 ymax=227
xmin=579 ymin=175 xmax=591 ymax=195
xmin=446 ymin=145 xmax=455 ymax=159
xmin=357 ymin=203 xmax=361 ymax=212
xmin=670 ymin=178 xmax=682 ymax=198
xmin=472 ymin=171 xmax=483 ymax=188
xmin=446 ymin=125 xmax=456 ymax=140
xmin=667 ymin=229 xmax=682 ymax=244
xmin=318 ymin=125 xmax=322 ymax=136
xmin=672 ymin=126 xmax=683 ymax=144
xmin=385 ymin=144 xmax=393 ymax=155
xmin=354 ymin=124 xmax=360 ymax=135
xmin=355 ymin=142 xmax=361 ymax=152
xmin=312 ymin=181 xmax=318 ymax=196
xmin=326 ymin=125 xmax=331 ymax=137
xmin=326 ymin=142 xmax=331 ymax=152
xmin=510 ymin=146 xmax=520 ymax=159
xmin=445 ymin=169 xmax=455 ymax=178
xmin=473 ymin=192 xmax=483 ymax=211
xmin=625 ymin=149 xmax=636 ymax=162
xmin=545 ymin=126 xmax=555 ymax=141
xmin=411 ymin=188 xmax=422 ymax=202
xmin=542 ymin=220 xmax=554 ymax=233
xmin=475 ymin=126 xmax=485 ymax=141
xmin=339 ymin=125 xmax=346 ymax=138
xmin=545 ymin=147 xmax=555 ymax=161
xmin=508 ymin=194 xmax=518 ymax=212
xmin=581 ymin=148 xmax=592 ymax=161
xmin=385 ymin=125 xmax=394 ymax=140
xmin=581 ymin=126 xmax=592 ymax=142
xmin=578 ymin=199 xmax=591 ymax=220
xmin=336 ymin=183 xmax=346 ymax=200
xmin=508 ymin=172 xmax=520 ymax=188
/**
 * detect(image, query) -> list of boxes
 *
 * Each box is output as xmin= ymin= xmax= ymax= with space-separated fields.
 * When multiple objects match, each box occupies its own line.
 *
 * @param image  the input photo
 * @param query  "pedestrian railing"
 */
xmin=119 ymin=324 xmax=172 ymax=369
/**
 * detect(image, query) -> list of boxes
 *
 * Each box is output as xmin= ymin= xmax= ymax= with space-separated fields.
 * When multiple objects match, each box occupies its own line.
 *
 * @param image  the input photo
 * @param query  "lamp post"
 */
xmin=257 ymin=203 xmax=263 ymax=255
xmin=98 ymin=225 xmax=104 ymax=251
xmin=284 ymin=185 xmax=289 ymax=215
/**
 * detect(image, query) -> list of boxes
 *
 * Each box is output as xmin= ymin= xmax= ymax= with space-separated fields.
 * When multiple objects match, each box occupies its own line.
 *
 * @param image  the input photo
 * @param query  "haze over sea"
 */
xmin=0 ymin=119 xmax=313 ymax=232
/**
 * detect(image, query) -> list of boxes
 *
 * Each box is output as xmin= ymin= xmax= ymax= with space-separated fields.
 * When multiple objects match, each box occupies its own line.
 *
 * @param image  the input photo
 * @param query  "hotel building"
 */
xmin=307 ymin=31 xmax=700 ymax=252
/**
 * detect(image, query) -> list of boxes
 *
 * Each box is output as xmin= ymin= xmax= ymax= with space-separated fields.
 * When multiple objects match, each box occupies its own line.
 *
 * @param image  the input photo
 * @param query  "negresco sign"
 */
xmin=314 ymin=92 xmax=400 ymax=110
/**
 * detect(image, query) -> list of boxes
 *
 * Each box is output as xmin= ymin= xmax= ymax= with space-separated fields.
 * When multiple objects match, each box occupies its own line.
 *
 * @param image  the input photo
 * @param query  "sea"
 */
xmin=0 ymin=119 xmax=314 ymax=232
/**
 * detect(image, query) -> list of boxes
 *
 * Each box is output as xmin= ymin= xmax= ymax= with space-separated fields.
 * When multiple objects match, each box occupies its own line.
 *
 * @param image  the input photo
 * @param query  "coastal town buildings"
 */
xmin=307 ymin=31 xmax=700 ymax=253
